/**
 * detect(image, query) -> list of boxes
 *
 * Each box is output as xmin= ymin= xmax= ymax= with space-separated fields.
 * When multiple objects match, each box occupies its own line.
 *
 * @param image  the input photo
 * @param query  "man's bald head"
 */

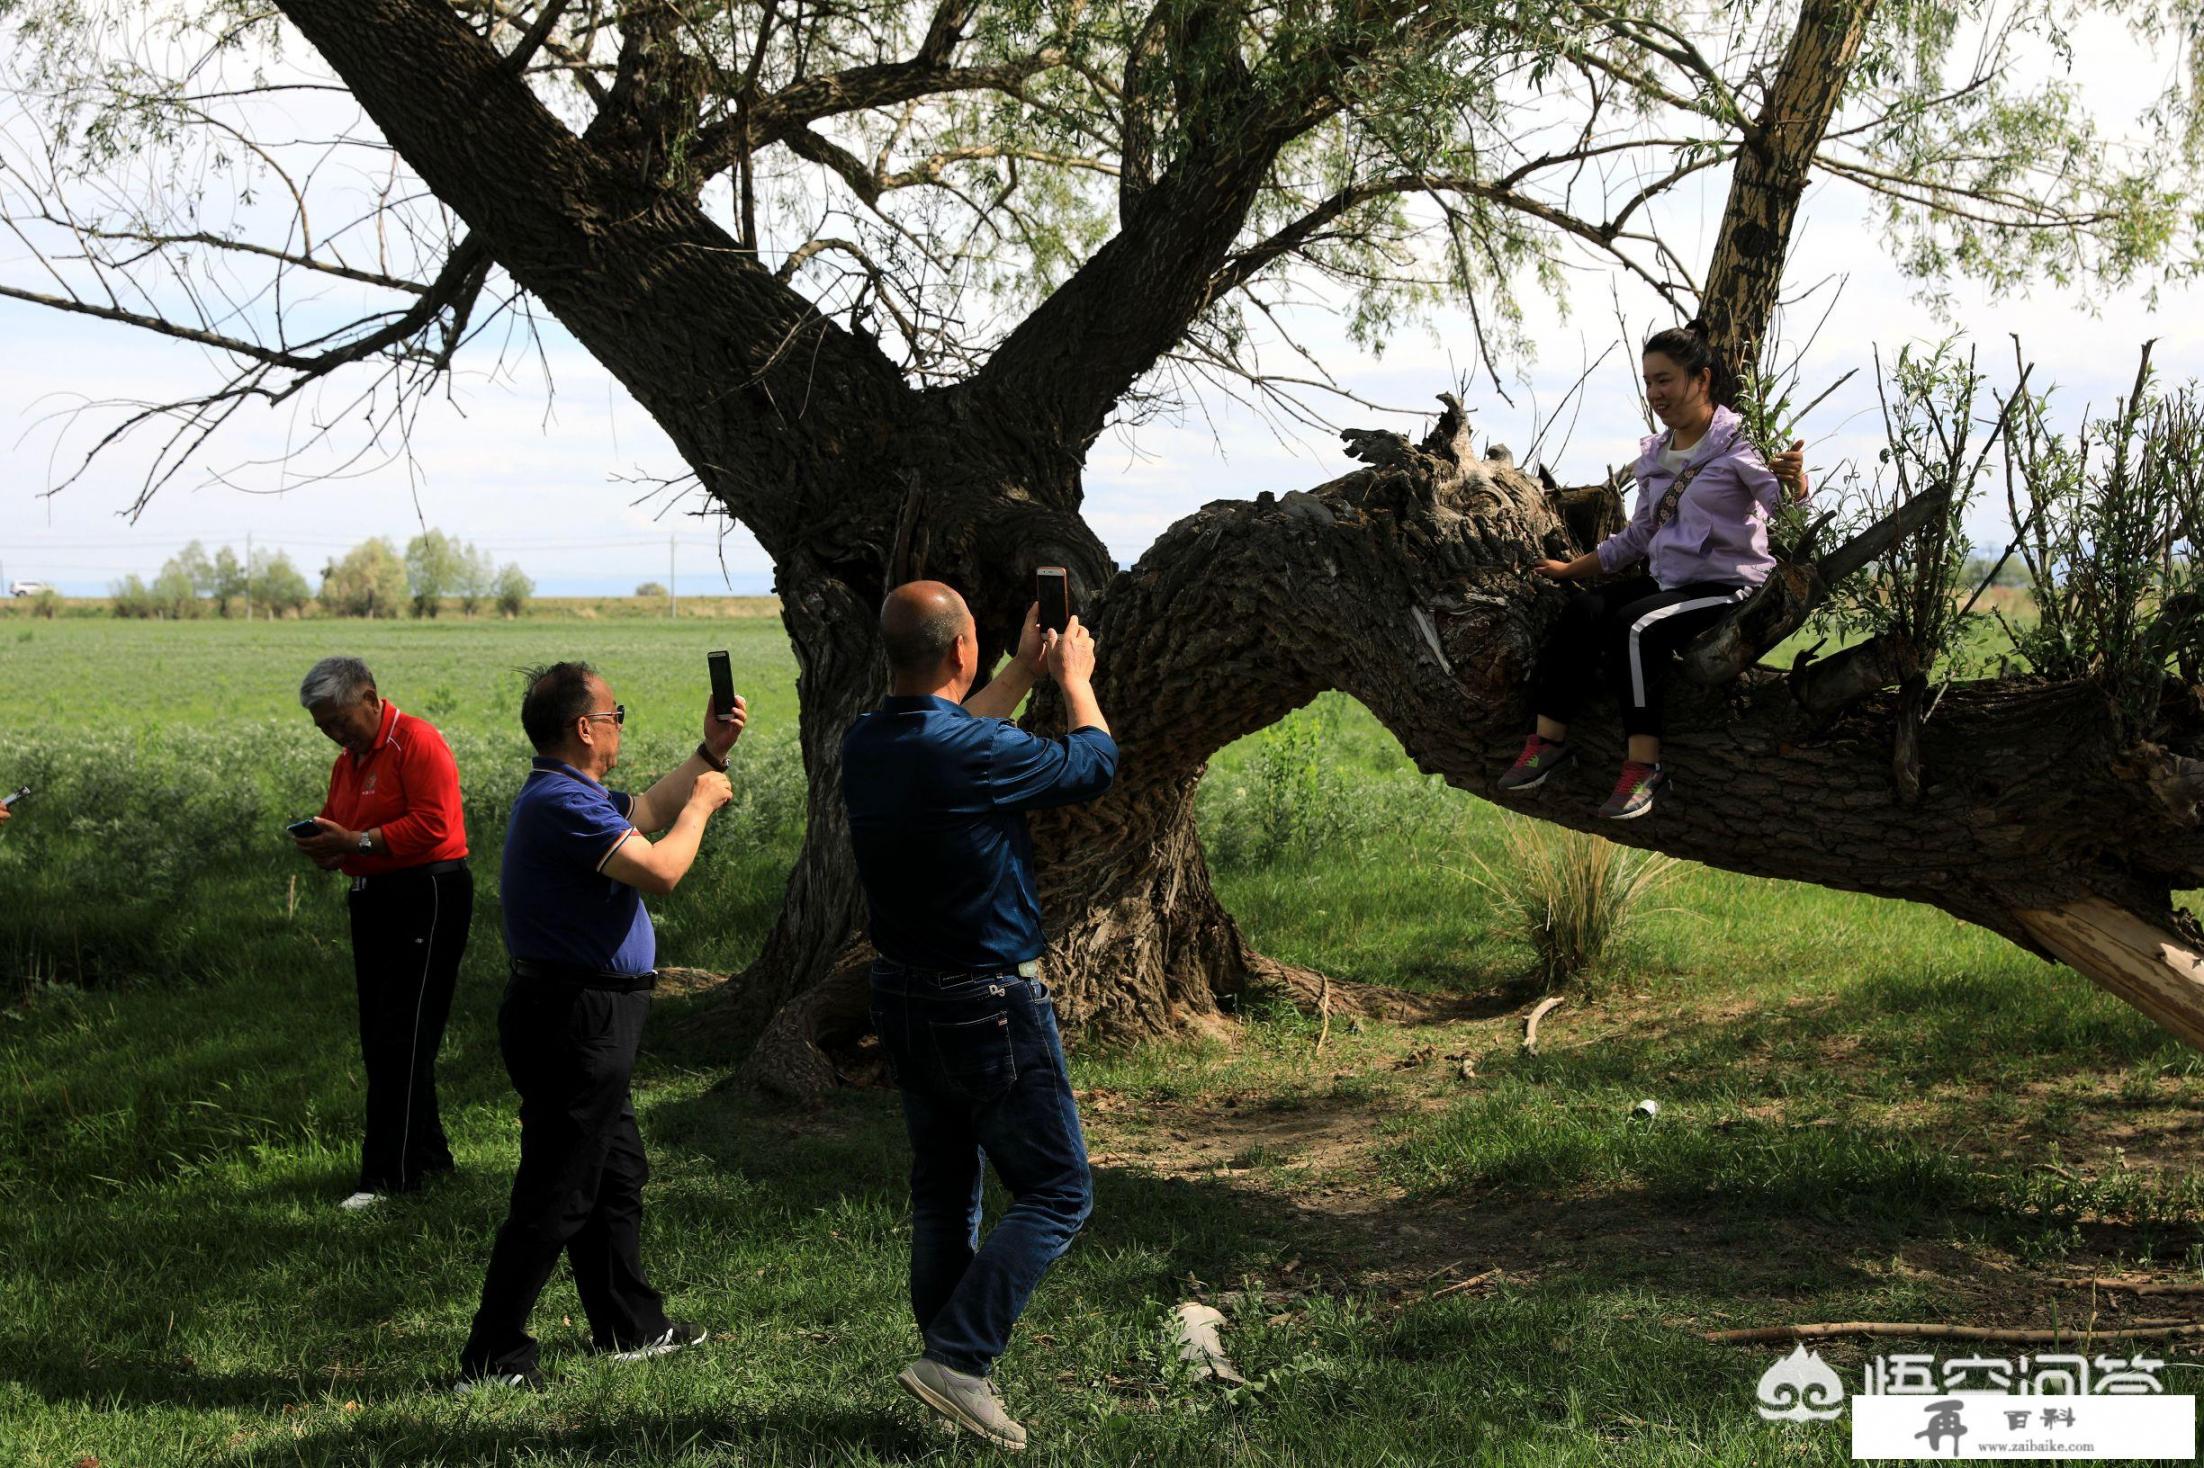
xmin=880 ymin=580 xmax=974 ymax=681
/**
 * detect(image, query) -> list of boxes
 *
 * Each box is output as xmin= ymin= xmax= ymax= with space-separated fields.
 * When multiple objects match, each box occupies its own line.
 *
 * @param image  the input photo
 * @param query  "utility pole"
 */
xmin=244 ymin=531 xmax=254 ymax=621
xmin=668 ymin=533 xmax=677 ymax=620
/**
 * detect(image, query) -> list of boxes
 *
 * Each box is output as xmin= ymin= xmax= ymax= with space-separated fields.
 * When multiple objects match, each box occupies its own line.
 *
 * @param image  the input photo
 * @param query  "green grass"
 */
xmin=0 ymin=618 xmax=803 ymax=984
xmin=4 ymin=618 xmax=2204 ymax=1466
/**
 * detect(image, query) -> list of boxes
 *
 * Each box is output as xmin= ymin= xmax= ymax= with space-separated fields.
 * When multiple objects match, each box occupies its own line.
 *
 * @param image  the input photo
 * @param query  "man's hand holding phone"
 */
xmin=1045 ymin=615 xmax=1110 ymax=737
xmin=1045 ymin=615 xmax=1096 ymax=686
xmin=701 ymin=692 xmax=747 ymax=762
xmin=1014 ymin=601 xmax=1051 ymax=679
xmin=292 ymin=815 xmax=356 ymax=870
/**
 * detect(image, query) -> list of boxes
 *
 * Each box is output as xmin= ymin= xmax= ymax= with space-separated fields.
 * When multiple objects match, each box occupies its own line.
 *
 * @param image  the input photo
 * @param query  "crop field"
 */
xmin=2 ymin=616 xmax=2201 ymax=1465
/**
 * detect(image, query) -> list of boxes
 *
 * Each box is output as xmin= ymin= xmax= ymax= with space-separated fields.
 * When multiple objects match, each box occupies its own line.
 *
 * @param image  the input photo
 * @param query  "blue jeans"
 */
xmin=870 ymin=961 xmax=1093 ymax=1377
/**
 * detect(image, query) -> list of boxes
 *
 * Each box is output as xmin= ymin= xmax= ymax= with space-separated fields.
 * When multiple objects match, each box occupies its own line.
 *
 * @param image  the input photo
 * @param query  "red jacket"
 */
xmin=318 ymin=702 xmax=469 ymax=877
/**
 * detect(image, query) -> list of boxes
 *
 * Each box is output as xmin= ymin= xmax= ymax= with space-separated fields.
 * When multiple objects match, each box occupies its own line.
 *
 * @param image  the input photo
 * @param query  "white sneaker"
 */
xmin=608 ymin=1321 xmax=708 ymax=1361
xmin=451 ymin=1366 xmax=544 ymax=1395
xmin=337 ymin=1191 xmax=381 ymax=1212
xmin=897 ymin=1357 xmax=1028 ymax=1452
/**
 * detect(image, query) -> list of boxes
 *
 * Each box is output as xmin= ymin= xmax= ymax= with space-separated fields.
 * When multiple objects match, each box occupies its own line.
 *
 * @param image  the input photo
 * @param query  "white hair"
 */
xmin=299 ymin=655 xmax=375 ymax=709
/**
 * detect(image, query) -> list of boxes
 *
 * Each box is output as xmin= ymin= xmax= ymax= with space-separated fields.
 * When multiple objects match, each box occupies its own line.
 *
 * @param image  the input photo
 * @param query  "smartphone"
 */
xmin=1036 ymin=566 xmax=1070 ymax=635
xmin=707 ymin=649 xmax=737 ymax=722
xmin=3 ymin=785 xmax=27 ymax=810
xmin=285 ymin=818 xmax=321 ymax=839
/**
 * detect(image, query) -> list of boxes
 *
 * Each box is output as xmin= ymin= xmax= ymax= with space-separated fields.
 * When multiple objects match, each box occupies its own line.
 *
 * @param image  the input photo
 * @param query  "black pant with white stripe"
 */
xmin=346 ymin=866 xmax=472 ymax=1192
xmin=1530 ymin=574 xmax=1750 ymax=739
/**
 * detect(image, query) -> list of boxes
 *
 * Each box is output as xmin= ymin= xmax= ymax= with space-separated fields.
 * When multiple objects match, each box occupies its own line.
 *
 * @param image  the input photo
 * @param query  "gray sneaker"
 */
xmin=896 ymin=1357 xmax=1028 ymax=1452
xmin=1497 ymin=734 xmax=1574 ymax=792
xmin=1597 ymin=761 xmax=1666 ymax=820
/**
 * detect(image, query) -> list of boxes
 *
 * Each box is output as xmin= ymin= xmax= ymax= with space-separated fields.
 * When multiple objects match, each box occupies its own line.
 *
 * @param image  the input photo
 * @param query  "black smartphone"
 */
xmin=1036 ymin=566 xmax=1070 ymax=634
xmin=707 ymin=649 xmax=737 ymax=722
xmin=285 ymin=818 xmax=320 ymax=839
xmin=3 ymin=785 xmax=27 ymax=810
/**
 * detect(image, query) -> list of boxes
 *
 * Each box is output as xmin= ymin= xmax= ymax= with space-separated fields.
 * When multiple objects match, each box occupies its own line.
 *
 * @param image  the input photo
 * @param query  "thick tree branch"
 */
xmin=1699 ymin=0 xmax=1881 ymax=373
xmin=689 ymin=51 xmax=1068 ymax=182
xmin=270 ymin=0 xmax=911 ymax=555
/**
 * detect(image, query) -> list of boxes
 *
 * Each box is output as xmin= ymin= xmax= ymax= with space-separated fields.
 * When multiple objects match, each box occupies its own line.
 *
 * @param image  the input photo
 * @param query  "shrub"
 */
xmin=2000 ymin=346 xmax=2204 ymax=731
xmin=249 ymin=552 xmax=312 ymax=618
xmin=319 ymin=538 xmax=410 ymax=618
xmin=109 ymin=575 xmax=154 ymax=618
xmin=494 ymin=562 xmax=534 ymax=617
xmin=1469 ymin=817 xmax=1677 ymax=990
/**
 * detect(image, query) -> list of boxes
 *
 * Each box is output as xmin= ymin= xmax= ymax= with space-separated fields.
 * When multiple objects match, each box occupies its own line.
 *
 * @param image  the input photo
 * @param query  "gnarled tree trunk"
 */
xmin=272 ymin=0 xmax=2204 ymax=1098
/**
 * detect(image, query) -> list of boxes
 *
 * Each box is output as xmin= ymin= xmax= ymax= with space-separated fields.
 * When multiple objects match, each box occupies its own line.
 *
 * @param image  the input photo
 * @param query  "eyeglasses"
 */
xmin=582 ymin=705 xmax=626 ymax=727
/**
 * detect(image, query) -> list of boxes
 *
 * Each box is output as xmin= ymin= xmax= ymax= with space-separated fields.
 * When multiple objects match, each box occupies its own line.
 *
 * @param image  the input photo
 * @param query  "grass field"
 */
xmin=3 ymin=618 xmax=2202 ymax=1465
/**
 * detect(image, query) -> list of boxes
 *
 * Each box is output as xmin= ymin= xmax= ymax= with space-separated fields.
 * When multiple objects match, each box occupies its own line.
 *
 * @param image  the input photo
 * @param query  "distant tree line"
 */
xmin=110 ymin=533 xmax=532 ymax=619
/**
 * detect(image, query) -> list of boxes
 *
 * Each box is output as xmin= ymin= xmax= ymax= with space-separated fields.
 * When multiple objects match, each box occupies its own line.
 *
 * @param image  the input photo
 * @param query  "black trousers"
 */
xmin=1530 ymin=574 xmax=1750 ymax=739
xmin=345 ymin=866 xmax=471 ymax=1192
xmin=459 ymin=978 xmax=670 ymax=1375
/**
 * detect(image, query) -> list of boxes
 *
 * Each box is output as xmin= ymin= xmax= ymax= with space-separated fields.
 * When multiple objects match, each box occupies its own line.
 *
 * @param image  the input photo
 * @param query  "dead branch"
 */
xmin=1523 ymin=995 xmax=1566 ymax=1054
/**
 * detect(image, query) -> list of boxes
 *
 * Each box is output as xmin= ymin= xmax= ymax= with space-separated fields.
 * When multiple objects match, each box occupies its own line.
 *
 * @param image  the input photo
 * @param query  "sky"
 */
xmin=0 ymin=12 xmax=2187 ymax=598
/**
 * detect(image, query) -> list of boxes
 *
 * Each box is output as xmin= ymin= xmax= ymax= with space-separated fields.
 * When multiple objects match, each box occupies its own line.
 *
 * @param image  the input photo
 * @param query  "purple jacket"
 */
xmin=1595 ymin=404 xmax=1791 ymax=590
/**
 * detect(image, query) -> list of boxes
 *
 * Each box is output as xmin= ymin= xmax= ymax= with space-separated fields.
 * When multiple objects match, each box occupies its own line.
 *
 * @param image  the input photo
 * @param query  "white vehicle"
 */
xmin=9 ymin=580 xmax=52 ymax=598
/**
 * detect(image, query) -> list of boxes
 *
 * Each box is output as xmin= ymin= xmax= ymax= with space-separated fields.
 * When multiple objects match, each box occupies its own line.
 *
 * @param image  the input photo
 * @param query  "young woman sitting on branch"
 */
xmin=1498 ymin=320 xmax=1810 ymax=819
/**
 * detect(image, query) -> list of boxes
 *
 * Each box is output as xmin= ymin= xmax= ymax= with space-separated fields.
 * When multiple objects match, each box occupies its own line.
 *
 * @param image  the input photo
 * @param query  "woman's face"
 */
xmin=1642 ymin=352 xmax=1712 ymax=428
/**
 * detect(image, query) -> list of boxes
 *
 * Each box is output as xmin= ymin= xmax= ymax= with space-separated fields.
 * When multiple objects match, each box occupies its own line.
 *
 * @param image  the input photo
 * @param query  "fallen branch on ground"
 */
xmin=1427 ymin=1268 xmax=1503 ymax=1302
xmin=2076 ymin=1278 xmax=2204 ymax=1296
xmin=1523 ymin=996 xmax=1566 ymax=1054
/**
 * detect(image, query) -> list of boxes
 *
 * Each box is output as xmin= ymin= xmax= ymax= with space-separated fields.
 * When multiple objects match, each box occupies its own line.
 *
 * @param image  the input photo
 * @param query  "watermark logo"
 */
xmin=1756 ymin=1344 xmax=1847 ymax=1422
xmin=1850 ymin=1390 xmax=2197 ymax=1458
xmin=1748 ymin=1346 xmax=2193 ymax=1458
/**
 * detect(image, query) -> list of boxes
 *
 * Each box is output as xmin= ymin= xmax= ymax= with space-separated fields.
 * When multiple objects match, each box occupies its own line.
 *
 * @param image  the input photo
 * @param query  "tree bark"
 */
xmin=1053 ymin=412 xmax=2204 ymax=1021
xmin=1699 ymin=0 xmax=1883 ymax=371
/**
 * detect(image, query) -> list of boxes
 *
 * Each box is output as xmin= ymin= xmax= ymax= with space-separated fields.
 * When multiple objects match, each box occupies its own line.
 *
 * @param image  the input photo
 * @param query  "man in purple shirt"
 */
xmin=841 ymin=581 xmax=1117 ymax=1452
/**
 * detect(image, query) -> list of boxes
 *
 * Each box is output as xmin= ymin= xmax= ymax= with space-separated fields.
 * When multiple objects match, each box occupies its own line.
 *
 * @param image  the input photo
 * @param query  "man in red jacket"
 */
xmin=292 ymin=655 xmax=472 ymax=1212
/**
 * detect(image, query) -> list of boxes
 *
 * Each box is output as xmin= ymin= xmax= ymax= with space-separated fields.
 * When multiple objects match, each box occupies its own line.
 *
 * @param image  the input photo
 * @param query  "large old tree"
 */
xmin=4 ymin=0 xmax=2200 ymax=1088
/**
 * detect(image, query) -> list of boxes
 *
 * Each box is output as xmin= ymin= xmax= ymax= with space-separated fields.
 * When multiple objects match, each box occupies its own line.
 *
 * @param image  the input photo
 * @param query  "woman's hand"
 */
xmin=1532 ymin=558 xmax=1575 ymax=580
xmin=1771 ymin=439 xmax=1810 ymax=503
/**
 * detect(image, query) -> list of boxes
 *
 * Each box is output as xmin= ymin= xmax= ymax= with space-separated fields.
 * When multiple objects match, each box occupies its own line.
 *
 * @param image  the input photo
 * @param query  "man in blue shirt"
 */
xmin=456 ymin=660 xmax=746 ymax=1391
xmin=842 ymin=581 xmax=1118 ymax=1452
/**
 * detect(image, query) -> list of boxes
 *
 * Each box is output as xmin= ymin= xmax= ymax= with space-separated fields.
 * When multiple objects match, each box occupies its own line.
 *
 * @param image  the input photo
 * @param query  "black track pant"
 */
xmin=459 ymin=978 xmax=670 ymax=1375
xmin=1529 ymin=574 xmax=1750 ymax=739
xmin=346 ymin=866 xmax=471 ymax=1192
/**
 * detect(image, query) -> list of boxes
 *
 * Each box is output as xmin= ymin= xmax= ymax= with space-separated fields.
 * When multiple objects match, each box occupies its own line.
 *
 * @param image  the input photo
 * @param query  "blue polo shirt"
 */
xmin=840 ymin=695 xmax=1119 ymax=971
xmin=500 ymin=758 xmax=654 ymax=976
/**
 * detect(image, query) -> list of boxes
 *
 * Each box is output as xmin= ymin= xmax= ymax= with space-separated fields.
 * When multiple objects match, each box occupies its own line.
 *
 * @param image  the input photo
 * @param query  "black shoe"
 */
xmin=607 ymin=1321 xmax=709 ymax=1361
xmin=451 ymin=1365 xmax=546 ymax=1396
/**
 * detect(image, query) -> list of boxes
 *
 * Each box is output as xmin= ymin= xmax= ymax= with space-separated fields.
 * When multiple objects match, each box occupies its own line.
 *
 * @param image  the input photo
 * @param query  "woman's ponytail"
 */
xmin=1644 ymin=317 xmax=1735 ymax=408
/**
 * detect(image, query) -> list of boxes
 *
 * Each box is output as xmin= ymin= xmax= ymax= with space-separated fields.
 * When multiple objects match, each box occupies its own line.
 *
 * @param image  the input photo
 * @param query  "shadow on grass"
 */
xmin=217 ymin=1403 xmax=939 ymax=1468
xmin=8 ymin=949 xmax=2198 ymax=1464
